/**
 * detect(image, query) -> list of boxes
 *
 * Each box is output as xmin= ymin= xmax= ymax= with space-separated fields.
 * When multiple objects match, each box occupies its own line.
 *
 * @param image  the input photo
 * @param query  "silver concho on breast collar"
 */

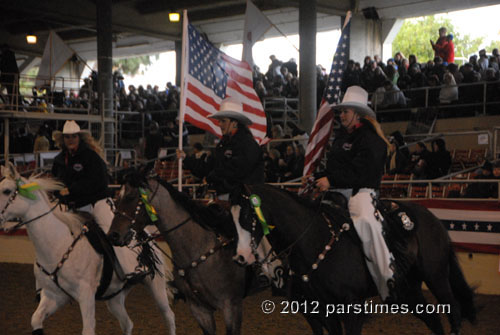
xmin=398 ymin=212 xmax=414 ymax=231
xmin=224 ymin=149 xmax=233 ymax=158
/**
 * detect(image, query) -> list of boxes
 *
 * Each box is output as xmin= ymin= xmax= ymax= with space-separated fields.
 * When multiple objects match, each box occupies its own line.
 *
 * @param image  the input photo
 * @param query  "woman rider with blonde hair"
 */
xmin=308 ymin=86 xmax=397 ymax=302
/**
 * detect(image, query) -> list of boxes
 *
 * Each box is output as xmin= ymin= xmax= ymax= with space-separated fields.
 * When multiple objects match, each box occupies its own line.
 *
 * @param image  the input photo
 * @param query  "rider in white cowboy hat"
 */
xmin=307 ymin=85 xmax=397 ymax=302
xmin=178 ymin=98 xmax=285 ymax=289
xmin=52 ymin=121 xmax=131 ymax=280
xmin=177 ymin=97 xmax=262 ymax=195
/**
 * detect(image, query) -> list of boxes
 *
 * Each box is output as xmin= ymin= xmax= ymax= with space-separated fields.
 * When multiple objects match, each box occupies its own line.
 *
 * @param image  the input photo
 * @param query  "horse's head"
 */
xmin=0 ymin=163 xmax=35 ymax=229
xmin=230 ymin=185 xmax=267 ymax=266
xmin=108 ymin=171 xmax=153 ymax=246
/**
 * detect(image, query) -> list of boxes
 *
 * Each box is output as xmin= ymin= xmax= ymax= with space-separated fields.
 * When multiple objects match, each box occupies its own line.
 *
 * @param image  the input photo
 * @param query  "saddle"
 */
xmin=320 ymin=193 xmax=418 ymax=280
xmin=77 ymin=214 xmax=120 ymax=300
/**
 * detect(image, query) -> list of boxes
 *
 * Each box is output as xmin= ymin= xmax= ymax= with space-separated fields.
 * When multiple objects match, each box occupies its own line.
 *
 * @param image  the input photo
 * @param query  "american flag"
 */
xmin=303 ymin=16 xmax=351 ymax=176
xmin=181 ymin=19 xmax=267 ymax=143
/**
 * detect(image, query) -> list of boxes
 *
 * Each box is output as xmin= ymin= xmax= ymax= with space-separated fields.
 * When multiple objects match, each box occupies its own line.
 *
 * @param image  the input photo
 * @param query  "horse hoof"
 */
xmin=32 ymin=329 xmax=44 ymax=335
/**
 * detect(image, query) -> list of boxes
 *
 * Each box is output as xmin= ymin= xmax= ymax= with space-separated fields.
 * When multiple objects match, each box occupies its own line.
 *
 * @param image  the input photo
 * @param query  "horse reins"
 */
xmin=0 ymin=187 xmax=60 ymax=232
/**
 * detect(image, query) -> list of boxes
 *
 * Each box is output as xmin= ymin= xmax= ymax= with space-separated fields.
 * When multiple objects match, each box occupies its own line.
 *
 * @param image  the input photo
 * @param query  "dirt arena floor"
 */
xmin=1 ymin=263 xmax=498 ymax=334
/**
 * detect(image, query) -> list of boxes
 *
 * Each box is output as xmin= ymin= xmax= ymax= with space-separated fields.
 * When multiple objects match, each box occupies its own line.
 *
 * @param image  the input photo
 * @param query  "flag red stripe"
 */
xmin=222 ymin=54 xmax=251 ymax=71
xmin=226 ymin=69 xmax=254 ymax=89
xmin=186 ymin=82 xmax=220 ymax=111
xmin=185 ymin=114 xmax=220 ymax=136
xmin=186 ymin=98 xmax=217 ymax=119
xmin=241 ymin=102 xmax=265 ymax=116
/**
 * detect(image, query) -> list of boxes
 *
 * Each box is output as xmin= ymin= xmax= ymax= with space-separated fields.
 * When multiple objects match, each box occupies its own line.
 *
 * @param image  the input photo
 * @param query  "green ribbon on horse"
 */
xmin=139 ymin=188 xmax=158 ymax=222
xmin=249 ymin=194 xmax=274 ymax=235
xmin=16 ymin=179 xmax=41 ymax=200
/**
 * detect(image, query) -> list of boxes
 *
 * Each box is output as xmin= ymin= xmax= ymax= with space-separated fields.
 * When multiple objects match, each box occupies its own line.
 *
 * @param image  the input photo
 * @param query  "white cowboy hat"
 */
xmin=208 ymin=98 xmax=252 ymax=125
xmin=332 ymin=86 xmax=376 ymax=119
xmin=62 ymin=120 xmax=83 ymax=134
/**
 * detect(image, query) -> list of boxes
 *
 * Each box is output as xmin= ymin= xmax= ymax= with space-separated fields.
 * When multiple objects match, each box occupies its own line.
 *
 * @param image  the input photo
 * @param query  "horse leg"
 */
xmin=78 ymin=290 xmax=97 ymax=335
xmin=342 ymin=312 xmax=364 ymax=335
xmin=188 ymin=301 xmax=216 ymax=335
xmin=31 ymin=290 xmax=68 ymax=334
xmin=144 ymin=276 xmax=176 ymax=334
xmin=221 ymin=299 xmax=242 ymax=335
xmin=403 ymin=280 xmax=444 ymax=335
xmin=303 ymin=314 xmax=325 ymax=335
xmin=105 ymin=290 xmax=134 ymax=335
xmin=425 ymin=277 xmax=462 ymax=335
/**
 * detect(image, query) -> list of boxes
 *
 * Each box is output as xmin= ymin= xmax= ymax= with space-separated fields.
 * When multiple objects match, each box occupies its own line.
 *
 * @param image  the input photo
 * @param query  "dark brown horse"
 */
xmin=230 ymin=183 xmax=476 ymax=335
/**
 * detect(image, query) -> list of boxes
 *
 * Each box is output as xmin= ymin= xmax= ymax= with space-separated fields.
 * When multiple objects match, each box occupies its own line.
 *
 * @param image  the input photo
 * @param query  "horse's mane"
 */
xmin=28 ymin=175 xmax=85 ymax=235
xmin=154 ymin=178 xmax=216 ymax=232
xmin=253 ymin=184 xmax=321 ymax=211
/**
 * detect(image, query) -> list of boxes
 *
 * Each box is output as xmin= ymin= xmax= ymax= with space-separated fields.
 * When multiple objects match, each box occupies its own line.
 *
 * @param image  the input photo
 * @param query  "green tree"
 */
xmin=113 ymin=54 xmax=159 ymax=75
xmin=484 ymin=40 xmax=500 ymax=53
xmin=392 ymin=15 xmax=483 ymax=63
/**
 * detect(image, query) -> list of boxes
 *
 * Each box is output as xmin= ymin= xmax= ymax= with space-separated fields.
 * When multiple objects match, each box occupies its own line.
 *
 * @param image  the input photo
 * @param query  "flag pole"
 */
xmin=177 ymin=10 xmax=188 ymax=192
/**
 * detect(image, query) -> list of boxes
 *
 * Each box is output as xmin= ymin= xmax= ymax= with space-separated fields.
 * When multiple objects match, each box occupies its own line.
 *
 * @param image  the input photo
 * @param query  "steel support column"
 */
xmin=96 ymin=0 xmax=114 ymax=155
xmin=299 ymin=0 xmax=317 ymax=133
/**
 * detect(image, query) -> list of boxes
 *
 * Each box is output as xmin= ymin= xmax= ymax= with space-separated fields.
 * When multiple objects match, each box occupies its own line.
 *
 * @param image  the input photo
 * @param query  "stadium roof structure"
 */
xmin=1 ymin=0 xmax=499 ymax=67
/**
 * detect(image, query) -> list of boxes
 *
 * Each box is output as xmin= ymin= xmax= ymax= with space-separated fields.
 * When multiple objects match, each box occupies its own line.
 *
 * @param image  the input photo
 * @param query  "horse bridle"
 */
xmin=239 ymin=190 xmax=350 ymax=282
xmin=0 ymin=184 xmax=59 ymax=232
xmin=113 ymin=178 xmax=192 ymax=241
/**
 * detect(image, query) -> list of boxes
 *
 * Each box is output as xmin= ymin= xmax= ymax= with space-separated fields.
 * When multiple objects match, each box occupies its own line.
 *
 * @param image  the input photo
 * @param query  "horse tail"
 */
xmin=448 ymin=248 xmax=477 ymax=324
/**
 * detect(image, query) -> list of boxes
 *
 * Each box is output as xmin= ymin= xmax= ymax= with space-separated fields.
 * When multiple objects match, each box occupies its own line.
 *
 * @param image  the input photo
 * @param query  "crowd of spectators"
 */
xmin=341 ymin=49 xmax=500 ymax=113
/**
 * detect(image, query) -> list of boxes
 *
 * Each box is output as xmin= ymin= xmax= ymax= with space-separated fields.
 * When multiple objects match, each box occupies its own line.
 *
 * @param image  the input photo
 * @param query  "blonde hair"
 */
xmin=363 ymin=116 xmax=391 ymax=147
xmin=52 ymin=130 xmax=106 ymax=160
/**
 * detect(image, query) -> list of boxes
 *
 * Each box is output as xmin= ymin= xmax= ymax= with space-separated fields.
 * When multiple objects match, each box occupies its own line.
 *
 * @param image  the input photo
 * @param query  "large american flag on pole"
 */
xmin=303 ymin=13 xmax=351 ymax=176
xmin=180 ymin=16 xmax=267 ymax=143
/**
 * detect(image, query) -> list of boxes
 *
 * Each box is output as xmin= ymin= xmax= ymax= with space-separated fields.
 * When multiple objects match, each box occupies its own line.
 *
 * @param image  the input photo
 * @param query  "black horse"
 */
xmin=230 ymin=183 xmax=476 ymax=335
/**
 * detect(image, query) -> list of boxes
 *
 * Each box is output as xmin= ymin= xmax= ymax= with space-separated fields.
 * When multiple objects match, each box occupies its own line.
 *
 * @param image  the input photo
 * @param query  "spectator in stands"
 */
xmin=427 ymin=74 xmax=441 ymax=106
xmin=385 ymin=131 xmax=410 ymax=175
xmin=266 ymin=55 xmax=283 ymax=81
xmin=443 ymin=34 xmax=455 ymax=65
xmin=341 ymin=60 xmax=361 ymax=93
xmin=408 ymin=54 xmax=420 ymax=70
xmin=447 ymin=63 xmax=463 ymax=84
xmin=14 ymin=125 xmax=34 ymax=154
xmin=492 ymin=48 xmax=500 ymax=64
xmin=374 ymin=55 xmax=386 ymax=72
xmin=0 ymin=44 xmax=20 ymax=104
xmin=255 ymin=80 xmax=268 ymax=101
xmin=460 ymin=63 xmax=481 ymax=104
xmin=430 ymin=27 xmax=448 ymax=61
xmin=463 ymin=161 xmax=496 ymax=198
xmin=380 ymin=80 xmax=406 ymax=109
xmin=33 ymin=126 xmax=50 ymax=153
xmin=439 ymin=72 xmax=458 ymax=104
xmin=270 ymin=124 xmax=287 ymax=156
xmin=362 ymin=56 xmax=372 ymax=71
xmin=263 ymin=148 xmax=281 ymax=182
xmin=426 ymin=138 xmax=451 ymax=179
xmin=144 ymin=121 xmax=164 ymax=162
xmin=410 ymin=142 xmax=431 ymax=178
xmin=386 ymin=64 xmax=399 ymax=85
xmin=478 ymin=49 xmax=489 ymax=75
xmin=279 ymin=143 xmax=297 ymax=181
xmin=282 ymin=58 xmax=298 ymax=77
xmin=491 ymin=161 xmax=500 ymax=198
xmin=394 ymin=52 xmax=405 ymax=69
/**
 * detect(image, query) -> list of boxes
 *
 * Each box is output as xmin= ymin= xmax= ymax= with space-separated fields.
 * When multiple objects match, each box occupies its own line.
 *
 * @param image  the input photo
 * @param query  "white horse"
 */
xmin=0 ymin=163 xmax=176 ymax=335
